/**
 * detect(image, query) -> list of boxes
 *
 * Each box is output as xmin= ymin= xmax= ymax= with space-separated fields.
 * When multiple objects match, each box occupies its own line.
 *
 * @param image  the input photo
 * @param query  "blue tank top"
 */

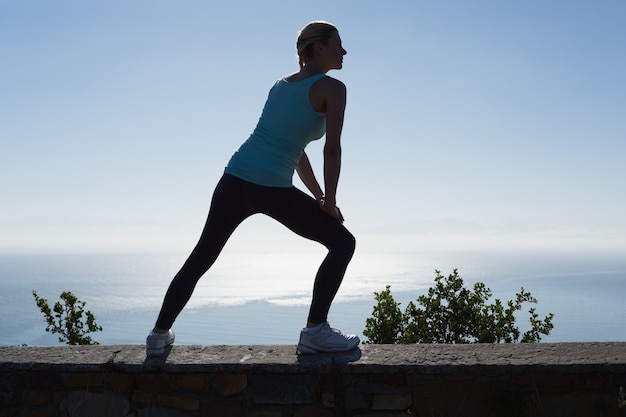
xmin=224 ymin=74 xmax=327 ymax=187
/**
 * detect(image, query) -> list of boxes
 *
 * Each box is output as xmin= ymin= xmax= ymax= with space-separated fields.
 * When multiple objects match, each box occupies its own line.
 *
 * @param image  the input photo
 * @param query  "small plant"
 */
xmin=364 ymin=269 xmax=554 ymax=344
xmin=619 ymin=386 xmax=626 ymax=409
xmin=364 ymin=283 xmax=406 ymax=344
xmin=32 ymin=290 xmax=103 ymax=345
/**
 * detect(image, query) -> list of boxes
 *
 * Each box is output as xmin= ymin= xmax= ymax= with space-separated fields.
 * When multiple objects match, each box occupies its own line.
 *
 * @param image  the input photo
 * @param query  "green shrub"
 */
xmin=32 ymin=290 xmax=103 ymax=345
xmin=364 ymin=269 xmax=554 ymax=344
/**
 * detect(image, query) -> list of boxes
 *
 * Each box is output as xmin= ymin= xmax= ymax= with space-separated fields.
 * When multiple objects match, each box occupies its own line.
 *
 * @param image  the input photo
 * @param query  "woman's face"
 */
xmin=321 ymin=32 xmax=347 ymax=70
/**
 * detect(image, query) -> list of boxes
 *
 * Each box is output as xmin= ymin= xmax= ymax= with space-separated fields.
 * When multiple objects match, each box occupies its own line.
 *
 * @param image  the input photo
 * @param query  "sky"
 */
xmin=1 ymin=0 xmax=625 ymax=255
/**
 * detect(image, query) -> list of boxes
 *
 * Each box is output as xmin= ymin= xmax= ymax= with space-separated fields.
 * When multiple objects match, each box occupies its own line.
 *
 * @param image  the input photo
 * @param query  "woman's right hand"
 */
xmin=320 ymin=199 xmax=344 ymax=223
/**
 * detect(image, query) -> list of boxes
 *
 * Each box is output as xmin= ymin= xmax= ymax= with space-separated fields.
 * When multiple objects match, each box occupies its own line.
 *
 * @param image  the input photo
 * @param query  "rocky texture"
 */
xmin=1 ymin=343 xmax=626 ymax=416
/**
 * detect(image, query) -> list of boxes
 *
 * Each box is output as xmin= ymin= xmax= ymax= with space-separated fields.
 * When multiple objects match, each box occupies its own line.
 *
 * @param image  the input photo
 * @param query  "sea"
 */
xmin=1 ymin=249 xmax=625 ymax=346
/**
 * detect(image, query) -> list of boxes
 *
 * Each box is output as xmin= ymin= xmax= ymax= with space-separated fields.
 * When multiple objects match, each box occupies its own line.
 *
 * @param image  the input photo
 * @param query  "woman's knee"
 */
xmin=332 ymin=228 xmax=356 ymax=257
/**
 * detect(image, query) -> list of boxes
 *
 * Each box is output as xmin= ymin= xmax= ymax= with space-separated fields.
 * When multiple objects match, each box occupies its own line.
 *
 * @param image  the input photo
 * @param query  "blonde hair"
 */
xmin=296 ymin=21 xmax=339 ymax=67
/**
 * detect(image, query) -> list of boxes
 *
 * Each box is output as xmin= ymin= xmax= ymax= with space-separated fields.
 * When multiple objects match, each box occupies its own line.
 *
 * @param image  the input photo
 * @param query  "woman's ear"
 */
xmin=314 ymin=40 xmax=326 ymax=55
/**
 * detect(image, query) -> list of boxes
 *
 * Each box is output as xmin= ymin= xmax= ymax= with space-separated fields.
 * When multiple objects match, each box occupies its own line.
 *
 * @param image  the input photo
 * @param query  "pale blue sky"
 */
xmin=1 ymin=0 xmax=625 ymax=254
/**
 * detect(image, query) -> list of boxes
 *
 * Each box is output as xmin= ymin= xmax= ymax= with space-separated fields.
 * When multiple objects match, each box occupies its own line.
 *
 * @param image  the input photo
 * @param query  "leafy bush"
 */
xmin=32 ymin=290 xmax=103 ymax=345
xmin=364 ymin=269 xmax=554 ymax=344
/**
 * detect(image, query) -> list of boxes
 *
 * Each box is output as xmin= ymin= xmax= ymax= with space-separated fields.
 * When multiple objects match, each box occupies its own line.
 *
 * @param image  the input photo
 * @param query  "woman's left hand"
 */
xmin=319 ymin=199 xmax=344 ymax=223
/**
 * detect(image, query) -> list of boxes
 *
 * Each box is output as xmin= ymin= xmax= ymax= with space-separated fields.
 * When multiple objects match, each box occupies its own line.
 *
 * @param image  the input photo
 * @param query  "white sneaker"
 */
xmin=297 ymin=322 xmax=360 ymax=354
xmin=146 ymin=330 xmax=175 ymax=357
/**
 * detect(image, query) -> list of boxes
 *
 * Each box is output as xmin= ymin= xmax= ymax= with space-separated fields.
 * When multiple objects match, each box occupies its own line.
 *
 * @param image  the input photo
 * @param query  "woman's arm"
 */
xmin=321 ymin=78 xmax=347 ymax=221
xmin=296 ymin=152 xmax=324 ymax=201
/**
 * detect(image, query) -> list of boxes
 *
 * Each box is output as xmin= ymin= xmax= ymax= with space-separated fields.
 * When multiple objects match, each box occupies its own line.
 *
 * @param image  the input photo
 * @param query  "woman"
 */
xmin=146 ymin=21 xmax=358 ymax=356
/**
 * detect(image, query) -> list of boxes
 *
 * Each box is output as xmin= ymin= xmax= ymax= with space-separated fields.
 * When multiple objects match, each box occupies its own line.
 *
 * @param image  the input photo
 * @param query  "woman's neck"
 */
xmin=300 ymin=61 xmax=327 ymax=75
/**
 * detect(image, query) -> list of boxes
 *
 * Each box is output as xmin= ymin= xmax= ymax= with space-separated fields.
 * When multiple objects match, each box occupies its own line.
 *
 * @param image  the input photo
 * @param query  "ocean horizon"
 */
xmin=1 ymin=249 xmax=624 ymax=346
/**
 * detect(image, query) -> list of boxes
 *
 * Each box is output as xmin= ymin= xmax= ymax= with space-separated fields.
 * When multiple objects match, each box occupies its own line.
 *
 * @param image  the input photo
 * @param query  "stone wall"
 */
xmin=1 ymin=343 xmax=626 ymax=417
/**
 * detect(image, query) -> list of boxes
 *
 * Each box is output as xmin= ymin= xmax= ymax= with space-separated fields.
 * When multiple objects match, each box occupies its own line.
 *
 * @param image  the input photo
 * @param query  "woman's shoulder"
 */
xmin=311 ymin=75 xmax=346 ymax=98
xmin=281 ymin=72 xmax=345 ymax=88
xmin=282 ymin=71 xmax=302 ymax=82
xmin=315 ymin=75 xmax=345 ymax=89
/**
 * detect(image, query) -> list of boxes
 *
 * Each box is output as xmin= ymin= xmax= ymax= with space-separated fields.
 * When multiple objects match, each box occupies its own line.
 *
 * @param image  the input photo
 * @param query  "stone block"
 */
xmin=155 ymin=393 xmax=200 ymax=412
xmin=136 ymin=373 xmax=167 ymax=392
xmin=22 ymin=372 xmax=63 ymax=390
xmin=371 ymin=393 xmax=412 ymax=410
xmin=65 ymin=391 xmax=130 ymax=417
xmin=251 ymin=375 xmax=315 ymax=405
xmin=0 ymin=377 xmax=18 ymax=406
xmin=352 ymin=374 xmax=410 ymax=395
xmin=65 ymin=372 xmax=104 ymax=389
xmin=576 ymin=373 xmax=614 ymax=390
xmin=344 ymin=388 xmax=370 ymax=409
xmin=21 ymin=390 xmax=53 ymax=406
xmin=201 ymin=399 xmax=242 ymax=417
xmin=171 ymin=373 xmax=210 ymax=393
xmin=444 ymin=373 xmax=477 ymax=382
xmin=513 ymin=372 xmax=574 ymax=389
xmin=320 ymin=392 xmax=334 ymax=408
xmin=365 ymin=373 xmax=407 ymax=387
xmin=413 ymin=381 xmax=494 ymax=417
xmin=531 ymin=393 xmax=618 ymax=417
xmin=214 ymin=373 xmax=247 ymax=396
xmin=293 ymin=405 xmax=333 ymax=417
xmin=405 ymin=373 xmax=439 ymax=385
xmin=132 ymin=390 xmax=154 ymax=407
xmin=18 ymin=408 xmax=55 ymax=417
xmin=0 ymin=407 xmax=19 ymax=417
xmin=350 ymin=414 xmax=407 ymax=417
xmin=246 ymin=406 xmax=284 ymax=417
xmin=137 ymin=407 xmax=191 ymax=417
xmin=110 ymin=372 xmax=134 ymax=393
xmin=319 ymin=374 xmax=352 ymax=390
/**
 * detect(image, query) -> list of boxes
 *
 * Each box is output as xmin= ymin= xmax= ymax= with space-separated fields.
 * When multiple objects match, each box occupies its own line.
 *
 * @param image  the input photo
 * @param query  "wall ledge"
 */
xmin=3 ymin=343 xmax=626 ymax=416
xmin=2 ymin=342 xmax=625 ymax=374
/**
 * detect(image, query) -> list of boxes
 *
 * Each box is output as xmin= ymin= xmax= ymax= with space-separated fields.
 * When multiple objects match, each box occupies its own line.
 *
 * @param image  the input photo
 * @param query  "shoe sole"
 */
xmin=146 ymin=347 xmax=166 ymax=357
xmin=297 ymin=339 xmax=360 ymax=354
xmin=146 ymin=334 xmax=175 ymax=357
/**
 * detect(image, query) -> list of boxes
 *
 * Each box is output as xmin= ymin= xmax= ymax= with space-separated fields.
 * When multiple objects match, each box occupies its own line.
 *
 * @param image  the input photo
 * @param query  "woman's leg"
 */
xmin=154 ymin=175 xmax=254 ymax=330
xmin=256 ymin=186 xmax=356 ymax=324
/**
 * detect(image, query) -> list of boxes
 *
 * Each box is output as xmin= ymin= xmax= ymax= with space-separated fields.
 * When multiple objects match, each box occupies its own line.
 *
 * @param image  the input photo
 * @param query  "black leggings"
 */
xmin=155 ymin=173 xmax=356 ymax=329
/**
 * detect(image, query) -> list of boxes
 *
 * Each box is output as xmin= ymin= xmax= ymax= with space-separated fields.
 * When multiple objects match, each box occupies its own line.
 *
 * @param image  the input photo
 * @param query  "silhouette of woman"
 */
xmin=146 ymin=21 xmax=359 ymax=356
